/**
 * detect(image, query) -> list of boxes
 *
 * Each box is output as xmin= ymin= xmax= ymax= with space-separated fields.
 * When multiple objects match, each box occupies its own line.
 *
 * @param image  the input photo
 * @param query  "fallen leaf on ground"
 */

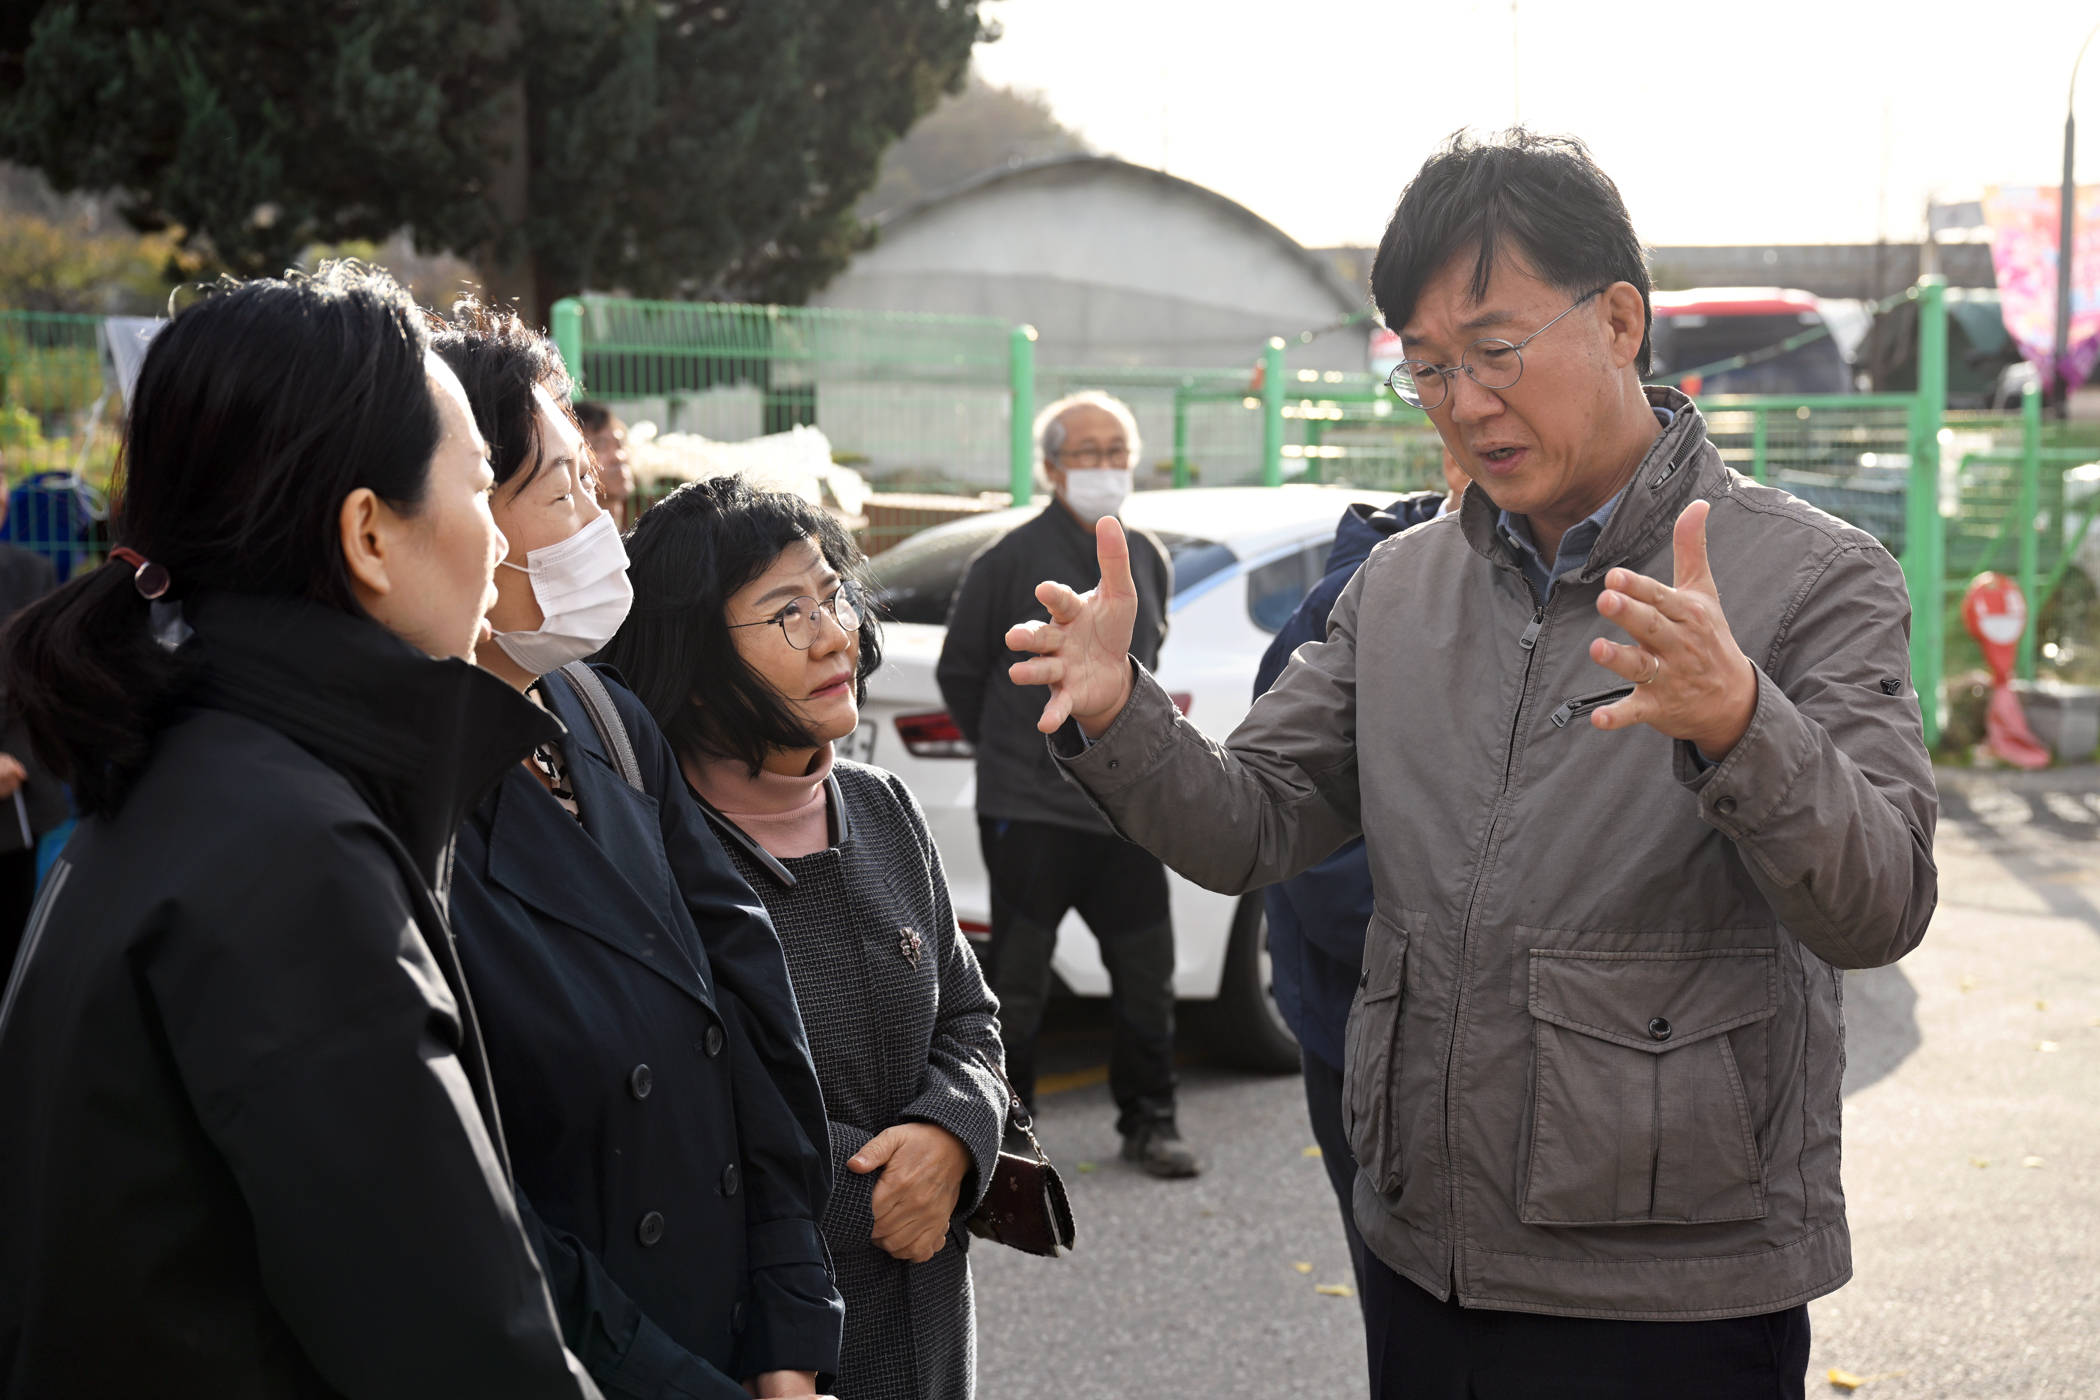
xmin=1827 ymin=1368 xmax=1866 ymax=1391
xmin=1293 ymin=1261 xmax=1313 ymax=1274
xmin=1314 ymin=1283 xmax=1356 ymax=1297
xmin=2023 ymin=1156 xmax=2046 ymax=1168
xmin=2037 ymin=999 xmax=2049 ymax=1010
xmin=1302 ymin=1145 xmax=1323 ymax=1158
xmin=1959 ymin=975 xmax=1978 ymax=992
xmin=1970 ymin=1157 xmax=1991 ymax=1168
xmin=1075 ymin=1161 xmax=1096 ymax=1173
xmin=2089 ymin=1016 xmax=2100 ymax=1027
xmin=2037 ymin=1040 xmax=2061 ymax=1052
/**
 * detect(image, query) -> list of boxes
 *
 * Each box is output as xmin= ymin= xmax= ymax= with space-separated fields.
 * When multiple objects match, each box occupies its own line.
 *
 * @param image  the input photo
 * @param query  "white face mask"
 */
xmin=491 ymin=511 xmax=633 ymax=676
xmin=1060 ymin=468 xmax=1132 ymax=525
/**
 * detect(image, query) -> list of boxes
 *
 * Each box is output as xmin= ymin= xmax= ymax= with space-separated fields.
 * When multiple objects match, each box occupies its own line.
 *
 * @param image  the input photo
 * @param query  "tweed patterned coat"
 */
xmin=704 ymin=760 xmax=1006 ymax=1400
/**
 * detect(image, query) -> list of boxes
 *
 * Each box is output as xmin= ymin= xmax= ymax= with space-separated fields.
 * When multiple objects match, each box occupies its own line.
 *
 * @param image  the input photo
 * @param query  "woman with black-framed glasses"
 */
xmin=601 ymin=474 xmax=1006 ymax=1400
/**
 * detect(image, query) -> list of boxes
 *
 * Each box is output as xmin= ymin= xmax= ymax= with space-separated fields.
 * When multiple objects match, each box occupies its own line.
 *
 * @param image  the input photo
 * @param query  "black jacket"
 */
xmin=937 ymin=500 xmax=1172 ymax=833
xmin=0 ymin=592 xmax=598 ymax=1399
xmin=450 ymin=669 xmax=842 ymax=1399
xmin=1253 ymin=494 xmax=1443 ymax=1069
xmin=0 ymin=543 xmax=64 ymax=851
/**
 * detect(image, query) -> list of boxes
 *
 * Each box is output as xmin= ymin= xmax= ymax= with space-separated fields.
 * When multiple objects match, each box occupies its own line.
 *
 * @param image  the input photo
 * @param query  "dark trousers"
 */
xmin=1301 ymin=1051 xmax=1368 ymax=1304
xmin=1363 ymin=1250 xmax=1809 ymax=1400
xmin=0 ymin=846 xmax=38 ymax=982
xmin=979 ymin=817 xmax=1175 ymax=1135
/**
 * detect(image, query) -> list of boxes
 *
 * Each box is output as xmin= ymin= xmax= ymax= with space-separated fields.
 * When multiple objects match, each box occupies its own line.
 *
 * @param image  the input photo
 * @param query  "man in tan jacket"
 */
xmin=1002 ymin=130 xmax=1936 ymax=1399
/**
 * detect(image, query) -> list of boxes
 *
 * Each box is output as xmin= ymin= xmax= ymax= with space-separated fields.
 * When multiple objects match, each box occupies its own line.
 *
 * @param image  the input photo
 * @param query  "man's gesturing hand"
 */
xmin=1589 ymin=499 xmax=1759 ymax=761
xmin=1004 ymin=516 xmax=1140 ymax=737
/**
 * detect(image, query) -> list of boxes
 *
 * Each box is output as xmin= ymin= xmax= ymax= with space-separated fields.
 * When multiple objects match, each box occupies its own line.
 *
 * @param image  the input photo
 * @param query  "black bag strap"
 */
xmin=553 ymin=661 xmax=645 ymax=794
xmin=966 ymin=1045 xmax=1046 ymax=1161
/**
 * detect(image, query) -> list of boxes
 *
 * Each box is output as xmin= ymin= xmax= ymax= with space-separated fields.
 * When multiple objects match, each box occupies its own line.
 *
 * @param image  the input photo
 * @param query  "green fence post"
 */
xmin=1904 ymin=275 xmax=1947 ymax=748
xmin=1750 ymin=408 xmax=1768 ymax=483
xmin=551 ymin=298 xmax=584 ymax=394
xmin=2019 ymin=380 xmax=2043 ymax=679
xmin=1009 ymin=325 xmax=1036 ymax=505
xmin=1173 ymin=383 xmax=1192 ymax=489
xmin=1261 ymin=338 xmax=1286 ymax=487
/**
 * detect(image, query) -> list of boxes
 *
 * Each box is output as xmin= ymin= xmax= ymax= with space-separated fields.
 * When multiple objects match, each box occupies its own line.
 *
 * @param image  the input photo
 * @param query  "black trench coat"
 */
xmin=0 ymin=593 xmax=597 ymax=1399
xmin=705 ymin=762 xmax=1006 ymax=1400
xmin=449 ymin=669 xmax=842 ymax=1398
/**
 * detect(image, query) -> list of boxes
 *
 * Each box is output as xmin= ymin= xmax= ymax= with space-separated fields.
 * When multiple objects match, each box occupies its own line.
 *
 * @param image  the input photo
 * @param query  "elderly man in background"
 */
xmin=936 ymin=391 xmax=1197 ymax=1179
xmin=1004 ymin=131 xmax=1935 ymax=1397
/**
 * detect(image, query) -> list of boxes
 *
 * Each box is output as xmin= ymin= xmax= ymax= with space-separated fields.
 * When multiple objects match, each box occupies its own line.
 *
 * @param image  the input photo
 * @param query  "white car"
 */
xmin=851 ymin=485 xmax=1398 ymax=1073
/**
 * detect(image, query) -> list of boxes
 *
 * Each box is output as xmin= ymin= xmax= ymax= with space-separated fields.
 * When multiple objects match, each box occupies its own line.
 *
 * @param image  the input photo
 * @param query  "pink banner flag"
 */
xmin=1983 ymin=184 xmax=2100 ymax=390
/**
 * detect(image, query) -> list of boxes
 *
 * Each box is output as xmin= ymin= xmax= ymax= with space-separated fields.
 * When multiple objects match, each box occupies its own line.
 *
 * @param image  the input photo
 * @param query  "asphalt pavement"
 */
xmin=969 ymin=766 xmax=2100 ymax=1399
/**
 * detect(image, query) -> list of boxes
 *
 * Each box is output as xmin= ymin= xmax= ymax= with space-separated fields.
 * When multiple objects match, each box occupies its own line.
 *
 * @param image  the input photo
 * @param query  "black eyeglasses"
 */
xmin=1386 ymin=287 xmax=1609 ymax=411
xmin=729 ymin=585 xmax=861 ymax=651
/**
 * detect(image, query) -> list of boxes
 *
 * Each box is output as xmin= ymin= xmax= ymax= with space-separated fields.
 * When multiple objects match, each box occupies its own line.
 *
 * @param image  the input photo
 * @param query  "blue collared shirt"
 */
xmin=1494 ymin=405 xmax=1675 ymax=601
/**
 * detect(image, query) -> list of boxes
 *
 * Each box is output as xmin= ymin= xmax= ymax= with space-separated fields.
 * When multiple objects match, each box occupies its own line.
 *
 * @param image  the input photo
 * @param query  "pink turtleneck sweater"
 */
xmin=685 ymin=744 xmax=834 ymax=859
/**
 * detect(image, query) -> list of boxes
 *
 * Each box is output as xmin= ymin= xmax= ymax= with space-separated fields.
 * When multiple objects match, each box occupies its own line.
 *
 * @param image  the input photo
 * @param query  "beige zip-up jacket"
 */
xmin=1051 ymin=390 xmax=1937 ymax=1320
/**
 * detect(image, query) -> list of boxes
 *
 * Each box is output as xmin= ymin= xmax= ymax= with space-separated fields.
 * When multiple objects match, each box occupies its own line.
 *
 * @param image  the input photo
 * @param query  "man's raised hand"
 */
xmin=1589 ymin=499 xmax=1759 ymax=760
xmin=1004 ymin=516 xmax=1141 ymax=736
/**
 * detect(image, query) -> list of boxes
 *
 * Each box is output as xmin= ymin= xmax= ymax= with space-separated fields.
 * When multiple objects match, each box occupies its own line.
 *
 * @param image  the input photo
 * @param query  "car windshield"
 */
xmin=866 ymin=514 xmax=1230 ymax=625
xmin=1651 ymin=313 xmax=1850 ymax=395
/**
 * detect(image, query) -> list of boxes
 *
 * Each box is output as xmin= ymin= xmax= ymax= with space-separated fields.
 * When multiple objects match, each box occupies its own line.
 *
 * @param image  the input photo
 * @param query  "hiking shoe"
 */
xmin=1121 ymin=1119 xmax=1200 ymax=1178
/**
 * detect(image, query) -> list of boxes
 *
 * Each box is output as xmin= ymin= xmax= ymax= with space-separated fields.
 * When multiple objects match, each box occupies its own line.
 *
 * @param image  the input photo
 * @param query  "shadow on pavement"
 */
xmin=1841 ymin=963 xmax=1920 ymax=1097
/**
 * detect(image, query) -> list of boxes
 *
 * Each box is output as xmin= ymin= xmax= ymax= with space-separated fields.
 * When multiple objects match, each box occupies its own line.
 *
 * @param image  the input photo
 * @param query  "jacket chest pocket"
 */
xmin=1521 ymin=948 xmax=1777 ymax=1227
xmin=1341 ymin=912 xmax=1417 ymax=1194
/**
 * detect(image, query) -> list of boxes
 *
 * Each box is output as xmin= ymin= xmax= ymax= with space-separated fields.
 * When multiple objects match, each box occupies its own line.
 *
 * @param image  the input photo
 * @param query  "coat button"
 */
xmin=704 ymin=1024 xmax=725 ymax=1057
xmin=732 ymin=1301 xmax=747 ymax=1332
xmin=1648 ymin=1017 xmax=1674 ymax=1042
xmin=637 ymin=1211 xmax=665 ymax=1246
xmin=628 ymin=1064 xmax=653 ymax=1100
xmin=720 ymin=1162 xmax=741 ymax=1197
xmin=1106 ymin=759 xmax=1119 ymax=769
xmin=1715 ymin=795 xmax=1737 ymax=816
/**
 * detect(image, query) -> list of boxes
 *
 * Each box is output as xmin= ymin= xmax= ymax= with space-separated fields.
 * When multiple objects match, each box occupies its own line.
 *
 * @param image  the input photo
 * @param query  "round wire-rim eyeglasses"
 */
xmin=1384 ymin=286 xmax=1609 ymax=411
xmin=728 ymin=585 xmax=862 ymax=651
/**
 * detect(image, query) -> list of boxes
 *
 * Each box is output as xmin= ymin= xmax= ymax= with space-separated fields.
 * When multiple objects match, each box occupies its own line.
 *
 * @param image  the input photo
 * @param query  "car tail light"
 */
xmin=1168 ymin=692 xmax=1193 ymax=716
xmin=958 ymin=919 xmax=992 ymax=943
xmin=895 ymin=710 xmax=975 ymax=758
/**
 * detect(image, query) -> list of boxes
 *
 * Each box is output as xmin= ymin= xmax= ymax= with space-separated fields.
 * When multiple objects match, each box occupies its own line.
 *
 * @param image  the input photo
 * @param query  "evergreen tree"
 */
xmin=0 ymin=0 xmax=992 ymax=315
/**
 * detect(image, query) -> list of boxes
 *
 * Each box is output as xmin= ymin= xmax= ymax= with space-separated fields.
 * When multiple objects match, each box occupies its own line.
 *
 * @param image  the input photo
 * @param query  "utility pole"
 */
xmin=2057 ymin=22 xmax=2100 ymax=419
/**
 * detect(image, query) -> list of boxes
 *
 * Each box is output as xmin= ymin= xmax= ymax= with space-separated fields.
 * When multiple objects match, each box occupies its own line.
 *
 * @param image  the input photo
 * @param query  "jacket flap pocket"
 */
xmin=1359 ymin=909 xmax=1421 ymax=1002
xmin=1528 ymin=949 xmax=1776 ymax=1053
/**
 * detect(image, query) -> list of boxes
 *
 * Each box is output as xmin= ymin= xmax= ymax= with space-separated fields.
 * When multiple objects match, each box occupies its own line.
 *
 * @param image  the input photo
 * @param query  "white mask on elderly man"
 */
xmin=492 ymin=511 xmax=634 ymax=676
xmin=1060 ymin=468 xmax=1132 ymax=525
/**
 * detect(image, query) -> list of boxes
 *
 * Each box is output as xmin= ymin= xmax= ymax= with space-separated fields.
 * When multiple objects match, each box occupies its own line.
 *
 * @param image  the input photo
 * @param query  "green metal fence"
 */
xmin=551 ymin=280 xmax=2100 ymax=756
xmin=0 ymin=309 xmax=115 ymax=580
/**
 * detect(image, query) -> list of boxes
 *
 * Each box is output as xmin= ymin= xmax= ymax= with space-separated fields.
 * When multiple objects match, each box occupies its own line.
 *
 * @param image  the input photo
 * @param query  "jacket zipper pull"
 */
xmin=1547 ymin=698 xmax=1578 ymax=728
xmin=1518 ymin=609 xmax=1545 ymax=651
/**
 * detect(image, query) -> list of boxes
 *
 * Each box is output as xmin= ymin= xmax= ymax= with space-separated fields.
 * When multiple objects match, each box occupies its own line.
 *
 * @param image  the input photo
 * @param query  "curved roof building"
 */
xmin=814 ymin=155 xmax=1371 ymax=374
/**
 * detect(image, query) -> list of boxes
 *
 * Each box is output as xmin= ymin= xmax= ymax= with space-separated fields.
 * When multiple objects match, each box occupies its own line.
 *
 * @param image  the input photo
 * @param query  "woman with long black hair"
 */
xmin=601 ymin=476 xmax=1006 ymax=1400
xmin=434 ymin=304 xmax=841 ymax=1400
xmin=0 ymin=266 xmax=599 ymax=1398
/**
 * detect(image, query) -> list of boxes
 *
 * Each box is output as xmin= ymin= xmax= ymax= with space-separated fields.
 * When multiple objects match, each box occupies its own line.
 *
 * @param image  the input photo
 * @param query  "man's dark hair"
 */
xmin=1370 ymin=128 xmax=1652 ymax=375
xmin=574 ymin=401 xmax=615 ymax=435
xmin=598 ymin=474 xmax=883 ymax=777
xmin=431 ymin=300 xmax=575 ymax=497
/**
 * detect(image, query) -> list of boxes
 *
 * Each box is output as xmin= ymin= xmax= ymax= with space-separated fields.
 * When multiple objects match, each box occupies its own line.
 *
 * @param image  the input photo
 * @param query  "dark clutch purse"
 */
xmin=964 ymin=1053 xmax=1076 ymax=1258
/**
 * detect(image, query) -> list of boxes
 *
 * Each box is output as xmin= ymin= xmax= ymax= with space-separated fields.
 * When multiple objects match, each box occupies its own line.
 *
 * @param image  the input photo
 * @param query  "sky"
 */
xmin=972 ymin=0 xmax=2100 ymax=250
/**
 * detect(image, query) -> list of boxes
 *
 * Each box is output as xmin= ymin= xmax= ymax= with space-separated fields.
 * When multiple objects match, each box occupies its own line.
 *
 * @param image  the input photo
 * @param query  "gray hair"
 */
xmin=1033 ymin=391 xmax=1143 ymax=487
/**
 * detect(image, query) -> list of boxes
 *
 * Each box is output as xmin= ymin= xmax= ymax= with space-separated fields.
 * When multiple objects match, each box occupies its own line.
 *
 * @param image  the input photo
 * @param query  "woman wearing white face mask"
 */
xmin=435 ymin=306 xmax=845 ymax=1400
